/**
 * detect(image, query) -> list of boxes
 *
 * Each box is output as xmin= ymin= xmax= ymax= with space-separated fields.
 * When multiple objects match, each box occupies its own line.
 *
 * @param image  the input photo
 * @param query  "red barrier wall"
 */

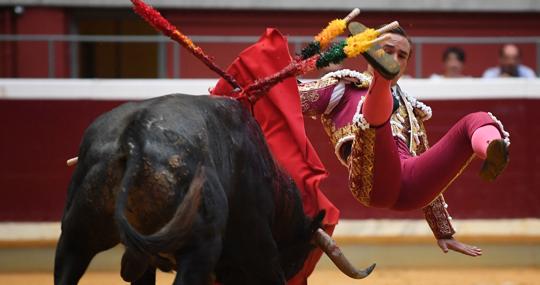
xmin=308 ymin=99 xmax=539 ymax=220
xmin=0 ymin=97 xmax=538 ymax=221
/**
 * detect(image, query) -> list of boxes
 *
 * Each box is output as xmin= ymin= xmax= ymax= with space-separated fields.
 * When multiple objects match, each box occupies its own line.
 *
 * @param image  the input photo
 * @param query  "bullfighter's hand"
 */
xmin=437 ymin=237 xmax=482 ymax=257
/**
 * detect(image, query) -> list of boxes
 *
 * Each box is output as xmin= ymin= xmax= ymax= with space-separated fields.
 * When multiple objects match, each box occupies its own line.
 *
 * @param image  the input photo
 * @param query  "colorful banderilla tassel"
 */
xmin=130 ymin=0 xmax=241 ymax=90
xmin=314 ymin=21 xmax=399 ymax=68
xmin=300 ymin=8 xmax=360 ymax=59
xmin=243 ymin=32 xmax=390 ymax=103
xmin=315 ymin=28 xmax=382 ymax=68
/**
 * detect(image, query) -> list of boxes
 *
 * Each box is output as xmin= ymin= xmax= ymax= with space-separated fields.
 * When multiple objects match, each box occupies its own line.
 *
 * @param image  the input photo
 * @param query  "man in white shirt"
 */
xmin=483 ymin=44 xmax=536 ymax=78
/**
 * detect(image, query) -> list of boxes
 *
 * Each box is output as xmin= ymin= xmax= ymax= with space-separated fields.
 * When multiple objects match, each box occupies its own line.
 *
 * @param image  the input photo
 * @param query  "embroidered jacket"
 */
xmin=298 ymin=69 xmax=455 ymax=239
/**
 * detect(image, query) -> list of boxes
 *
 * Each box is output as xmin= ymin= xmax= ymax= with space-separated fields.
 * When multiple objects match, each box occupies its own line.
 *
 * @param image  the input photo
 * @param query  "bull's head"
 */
xmin=314 ymin=228 xmax=376 ymax=279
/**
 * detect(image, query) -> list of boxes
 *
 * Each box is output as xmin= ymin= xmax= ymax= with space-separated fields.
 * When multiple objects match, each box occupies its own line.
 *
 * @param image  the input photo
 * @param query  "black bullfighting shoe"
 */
xmin=348 ymin=21 xmax=400 ymax=80
xmin=479 ymin=139 xmax=509 ymax=182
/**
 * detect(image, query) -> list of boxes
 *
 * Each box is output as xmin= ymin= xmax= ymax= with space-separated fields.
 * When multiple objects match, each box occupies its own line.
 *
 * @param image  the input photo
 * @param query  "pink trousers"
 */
xmin=365 ymin=112 xmax=499 ymax=210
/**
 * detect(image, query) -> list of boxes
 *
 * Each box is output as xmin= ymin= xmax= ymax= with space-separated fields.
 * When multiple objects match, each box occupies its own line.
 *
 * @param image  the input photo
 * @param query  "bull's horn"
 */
xmin=67 ymin=157 xmax=78 ymax=166
xmin=314 ymin=228 xmax=376 ymax=279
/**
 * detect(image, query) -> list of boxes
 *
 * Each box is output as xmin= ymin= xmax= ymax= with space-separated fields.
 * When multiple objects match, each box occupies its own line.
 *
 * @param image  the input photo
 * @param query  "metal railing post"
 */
xmin=414 ymin=42 xmax=422 ymax=78
xmin=536 ymin=40 xmax=540 ymax=76
xmin=48 ymin=40 xmax=55 ymax=78
xmin=157 ymin=41 xmax=167 ymax=78
xmin=69 ymin=20 xmax=79 ymax=78
xmin=173 ymin=43 xmax=180 ymax=78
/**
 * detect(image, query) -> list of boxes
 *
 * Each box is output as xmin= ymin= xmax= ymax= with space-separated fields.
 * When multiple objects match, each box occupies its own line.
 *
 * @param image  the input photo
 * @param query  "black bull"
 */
xmin=54 ymin=94 xmax=374 ymax=285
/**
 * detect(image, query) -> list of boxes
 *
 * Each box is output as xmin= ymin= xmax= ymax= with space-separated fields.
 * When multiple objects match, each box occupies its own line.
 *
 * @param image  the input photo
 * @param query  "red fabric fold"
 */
xmin=211 ymin=28 xmax=339 ymax=226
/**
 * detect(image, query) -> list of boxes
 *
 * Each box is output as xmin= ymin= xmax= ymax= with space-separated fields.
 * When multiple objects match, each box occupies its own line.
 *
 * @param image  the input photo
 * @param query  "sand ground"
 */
xmin=2 ymin=268 xmax=539 ymax=285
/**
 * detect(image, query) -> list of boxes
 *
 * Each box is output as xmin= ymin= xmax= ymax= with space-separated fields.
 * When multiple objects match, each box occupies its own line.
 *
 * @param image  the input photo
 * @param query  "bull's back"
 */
xmin=79 ymin=94 xmax=244 ymax=167
xmin=70 ymin=94 xmax=246 ymax=233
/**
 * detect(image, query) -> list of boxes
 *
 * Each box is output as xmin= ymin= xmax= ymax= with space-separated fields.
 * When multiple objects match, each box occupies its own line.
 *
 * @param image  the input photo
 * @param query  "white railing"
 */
xmin=1 ymin=78 xmax=540 ymax=101
xmin=1 ymin=34 xmax=540 ymax=79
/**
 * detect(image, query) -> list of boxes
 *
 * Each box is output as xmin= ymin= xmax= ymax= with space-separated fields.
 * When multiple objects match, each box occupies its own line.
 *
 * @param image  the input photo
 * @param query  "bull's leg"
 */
xmin=220 ymin=222 xmax=286 ymax=285
xmin=55 ymin=158 xmax=124 ymax=284
xmin=173 ymin=235 xmax=222 ymax=285
xmin=244 ymin=227 xmax=287 ymax=285
xmin=54 ymin=226 xmax=117 ymax=285
xmin=54 ymin=184 xmax=120 ymax=283
xmin=121 ymin=248 xmax=150 ymax=282
xmin=54 ymin=233 xmax=95 ymax=285
xmin=132 ymin=266 xmax=156 ymax=285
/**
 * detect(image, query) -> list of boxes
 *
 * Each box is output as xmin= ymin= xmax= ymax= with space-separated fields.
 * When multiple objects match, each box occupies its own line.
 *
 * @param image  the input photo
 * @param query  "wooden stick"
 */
xmin=66 ymin=157 xmax=78 ymax=167
xmin=343 ymin=8 xmax=361 ymax=23
xmin=375 ymin=21 xmax=400 ymax=35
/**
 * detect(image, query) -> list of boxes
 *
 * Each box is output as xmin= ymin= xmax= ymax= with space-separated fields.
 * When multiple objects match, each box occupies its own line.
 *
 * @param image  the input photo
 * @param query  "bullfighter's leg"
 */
xmin=350 ymin=71 xmax=509 ymax=209
xmin=54 ymin=163 xmax=120 ymax=285
xmin=391 ymin=112 xmax=507 ymax=210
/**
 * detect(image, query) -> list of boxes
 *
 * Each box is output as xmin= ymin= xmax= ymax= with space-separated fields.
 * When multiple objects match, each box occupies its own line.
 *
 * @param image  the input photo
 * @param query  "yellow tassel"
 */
xmin=314 ymin=19 xmax=347 ymax=49
xmin=343 ymin=28 xmax=378 ymax=58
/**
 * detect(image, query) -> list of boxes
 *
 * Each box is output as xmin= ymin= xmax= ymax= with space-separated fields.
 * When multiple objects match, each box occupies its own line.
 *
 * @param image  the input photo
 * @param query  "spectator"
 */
xmin=483 ymin=44 xmax=536 ymax=78
xmin=430 ymin=46 xmax=468 ymax=78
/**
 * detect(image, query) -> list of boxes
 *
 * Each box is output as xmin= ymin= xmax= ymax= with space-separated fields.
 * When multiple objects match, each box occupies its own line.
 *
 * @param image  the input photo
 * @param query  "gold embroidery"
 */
xmin=353 ymin=80 xmax=370 ymax=89
xmin=348 ymin=127 xmax=376 ymax=206
xmin=321 ymin=114 xmax=376 ymax=204
xmin=321 ymin=115 xmax=359 ymax=148
xmin=300 ymin=90 xmax=320 ymax=115
xmin=299 ymin=78 xmax=339 ymax=116
xmin=298 ymin=77 xmax=338 ymax=92
xmin=391 ymin=103 xmax=411 ymax=146
xmin=416 ymin=119 xmax=429 ymax=153
xmin=423 ymin=195 xmax=456 ymax=239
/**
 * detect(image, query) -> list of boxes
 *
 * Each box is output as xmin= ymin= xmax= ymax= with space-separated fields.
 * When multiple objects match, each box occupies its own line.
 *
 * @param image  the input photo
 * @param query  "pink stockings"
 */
xmin=471 ymin=125 xmax=501 ymax=159
xmin=362 ymin=73 xmax=393 ymax=126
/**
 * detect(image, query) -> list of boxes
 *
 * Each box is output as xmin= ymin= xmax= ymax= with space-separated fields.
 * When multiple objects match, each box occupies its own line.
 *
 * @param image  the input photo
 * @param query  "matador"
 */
xmin=298 ymin=26 xmax=510 ymax=257
xmin=212 ymin=26 xmax=510 ymax=285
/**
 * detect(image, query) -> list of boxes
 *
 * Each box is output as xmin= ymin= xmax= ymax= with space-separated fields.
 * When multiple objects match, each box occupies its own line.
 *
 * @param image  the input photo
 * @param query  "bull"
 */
xmin=54 ymin=93 xmax=374 ymax=285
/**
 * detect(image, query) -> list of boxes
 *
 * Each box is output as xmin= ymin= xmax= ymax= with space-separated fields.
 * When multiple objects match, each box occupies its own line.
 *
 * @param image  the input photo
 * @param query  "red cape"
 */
xmin=211 ymin=28 xmax=339 ymax=226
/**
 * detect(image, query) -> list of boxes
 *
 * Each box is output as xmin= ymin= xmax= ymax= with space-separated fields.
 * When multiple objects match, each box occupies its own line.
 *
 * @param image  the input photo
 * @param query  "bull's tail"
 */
xmin=114 ymin=149 xmax=204 ymax=259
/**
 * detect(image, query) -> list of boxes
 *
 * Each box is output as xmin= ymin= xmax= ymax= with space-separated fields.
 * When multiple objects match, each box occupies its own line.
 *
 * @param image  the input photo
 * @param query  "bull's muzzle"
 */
xmin=314 ymin=228 xmax=376 ymax=279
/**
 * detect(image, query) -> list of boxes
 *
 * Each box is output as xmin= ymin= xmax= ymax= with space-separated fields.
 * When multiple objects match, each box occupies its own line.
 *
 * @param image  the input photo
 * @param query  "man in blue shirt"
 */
xmin=483 ymin=44 xmax=536 ymax=78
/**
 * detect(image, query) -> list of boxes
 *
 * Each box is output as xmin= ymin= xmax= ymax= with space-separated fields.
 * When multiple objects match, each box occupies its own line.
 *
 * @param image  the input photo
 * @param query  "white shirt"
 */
xmin=482 ymin=65 xmax=537 ymax=78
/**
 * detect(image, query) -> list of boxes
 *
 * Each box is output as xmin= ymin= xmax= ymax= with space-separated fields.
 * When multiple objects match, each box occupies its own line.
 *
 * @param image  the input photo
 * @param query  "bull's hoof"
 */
xmin=479 ymin=139 xmax=509 ymax=182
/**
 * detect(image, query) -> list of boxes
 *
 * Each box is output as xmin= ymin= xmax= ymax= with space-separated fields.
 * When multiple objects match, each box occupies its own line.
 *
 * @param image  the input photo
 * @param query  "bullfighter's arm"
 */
xmin=298 ymin=77 xmax=340 ymax=117
xmin=298 ymin=69 xmax=370 ymax=117
xmin=423 ymin=195 xmax=456 ymax=239
xmin=424 ymin=195 xmax=483 ymax=256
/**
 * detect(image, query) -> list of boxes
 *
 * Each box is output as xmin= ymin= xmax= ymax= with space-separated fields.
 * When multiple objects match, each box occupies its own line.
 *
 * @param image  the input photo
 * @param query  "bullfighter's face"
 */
xmin=379 ymin=33 xmax=411 ymax=86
